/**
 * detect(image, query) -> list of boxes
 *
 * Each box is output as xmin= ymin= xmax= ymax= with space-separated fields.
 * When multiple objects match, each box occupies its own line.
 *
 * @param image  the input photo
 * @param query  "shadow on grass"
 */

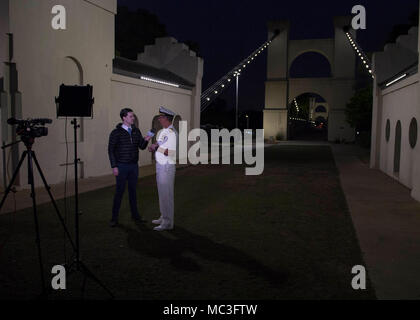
xmin=118 ymin=223 xmax=290 ymax=288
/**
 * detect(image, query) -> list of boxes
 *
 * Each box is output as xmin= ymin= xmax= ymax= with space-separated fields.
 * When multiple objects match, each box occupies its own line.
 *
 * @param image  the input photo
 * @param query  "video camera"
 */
xmin=7 ymin=117 xmax=52 ymax=139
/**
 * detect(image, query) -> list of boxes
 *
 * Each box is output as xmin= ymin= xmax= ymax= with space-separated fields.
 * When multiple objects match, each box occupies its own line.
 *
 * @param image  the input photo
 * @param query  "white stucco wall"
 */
xmin=7 ymin=0 xmax=116 ymax=187
xmin=379 ymin=74 xmax=419 ymax=189
xmin=370 ymin=4 xmax=420 ymax=202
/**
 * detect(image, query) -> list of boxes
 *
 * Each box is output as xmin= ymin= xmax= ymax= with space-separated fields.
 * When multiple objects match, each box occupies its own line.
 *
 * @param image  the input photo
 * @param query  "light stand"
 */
xmin=56 ymin=84 xmax=114 ymax=299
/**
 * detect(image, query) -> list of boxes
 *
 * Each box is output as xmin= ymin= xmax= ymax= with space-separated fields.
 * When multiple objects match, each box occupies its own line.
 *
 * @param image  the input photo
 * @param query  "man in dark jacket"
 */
xmin=108 ymin=108 xmax=151 ymax=227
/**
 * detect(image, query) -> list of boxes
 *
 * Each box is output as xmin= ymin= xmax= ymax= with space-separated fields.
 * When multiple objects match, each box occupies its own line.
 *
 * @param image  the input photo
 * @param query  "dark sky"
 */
xmin=117 ymin=0 xmax=419 ymax=112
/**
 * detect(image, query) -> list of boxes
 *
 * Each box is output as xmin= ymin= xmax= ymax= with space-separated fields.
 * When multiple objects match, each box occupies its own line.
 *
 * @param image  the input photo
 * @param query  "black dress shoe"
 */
xmin=110 ymin=220 xmax=118 ymax=227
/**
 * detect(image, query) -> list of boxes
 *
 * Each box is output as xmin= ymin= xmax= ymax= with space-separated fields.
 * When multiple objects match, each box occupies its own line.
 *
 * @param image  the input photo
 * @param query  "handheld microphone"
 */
xmin=146 ymin=128 xmax=156 ymax=138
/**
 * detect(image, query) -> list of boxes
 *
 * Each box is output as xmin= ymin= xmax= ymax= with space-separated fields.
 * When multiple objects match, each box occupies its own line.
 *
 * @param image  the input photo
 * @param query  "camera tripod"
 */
xmin=0 ymin=135 xmax=114 ymax=299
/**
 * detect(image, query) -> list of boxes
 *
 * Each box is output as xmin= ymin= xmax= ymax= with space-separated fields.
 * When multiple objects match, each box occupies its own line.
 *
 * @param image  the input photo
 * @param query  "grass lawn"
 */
xmin=0 ymin=145 xmax=376 ymax=299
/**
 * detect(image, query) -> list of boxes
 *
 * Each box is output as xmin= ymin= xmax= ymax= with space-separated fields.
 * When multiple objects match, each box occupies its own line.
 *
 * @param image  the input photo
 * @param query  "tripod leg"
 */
xmin=0 ymin=151 xmax=27 ymax=211
xmin=27 ymin=151 xmax=47 ymax=295
xmin=31 ymin=152 xmax=76 ymax=251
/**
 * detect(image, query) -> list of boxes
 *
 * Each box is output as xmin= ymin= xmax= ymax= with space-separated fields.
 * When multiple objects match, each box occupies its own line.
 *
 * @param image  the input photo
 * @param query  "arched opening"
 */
xmin=288 ymin=93 xmax=328 ymax=141
xmin=315 ymin=105 xmax=327 ymax=113
xmin=409 ymin=118 xmax=417 ymax=149
xmin=394 ymin=121 xmax=402 ymax=175
xmin=289 ymin=52 xmax=332 ymax=78
xmin=63 ymin=56 xmax=84 ymax=85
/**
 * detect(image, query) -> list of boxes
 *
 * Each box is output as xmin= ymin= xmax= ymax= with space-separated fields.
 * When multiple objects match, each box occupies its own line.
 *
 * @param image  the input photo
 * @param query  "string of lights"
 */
xmin=201 ymin=31 xmax=280 ymax=112
xmin=289 ymin=99 xmax=306 ymax=122
xmin=293 ymin=98 xmax=300 ymax=113
xmin=343 ymin=27 xmax=374 ymax=79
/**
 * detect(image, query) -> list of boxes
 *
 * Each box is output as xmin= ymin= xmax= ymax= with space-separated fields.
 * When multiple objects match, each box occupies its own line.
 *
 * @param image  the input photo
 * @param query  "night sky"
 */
xmin=117 ymin=0 xmax=419 ymax=112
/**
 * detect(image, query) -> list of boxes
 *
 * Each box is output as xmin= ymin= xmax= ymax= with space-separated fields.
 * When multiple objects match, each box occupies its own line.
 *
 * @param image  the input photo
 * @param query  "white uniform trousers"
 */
xmin=156 ymin=163 xmax=176 ymax=228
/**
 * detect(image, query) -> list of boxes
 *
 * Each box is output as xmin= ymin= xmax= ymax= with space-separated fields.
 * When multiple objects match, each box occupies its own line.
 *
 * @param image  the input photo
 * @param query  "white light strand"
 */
xmin=140 ymin=76 xmax=180 ymax=88
xmin=201 ymin=37 xmax=276 ymax=110
xmin=345 ymin=32 xmax=374 ymax=79
xmin=294 ymin=98 xmax=300 ymax=112
xmin=385 ymin=73 xmax=407 ymax=87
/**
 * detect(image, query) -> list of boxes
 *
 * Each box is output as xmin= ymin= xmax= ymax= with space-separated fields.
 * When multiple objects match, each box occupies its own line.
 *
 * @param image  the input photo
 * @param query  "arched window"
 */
xmin=394 ymin=121 xmax=402 ymax=174
xmin=63 ymin=56 xmax=83 ymax=85
xmin=289 ymin=52 xmax=332 ymax=78
xmin=409 ymin=117 xmax=417 ymax=148
xmin=385 ymin=119 xmax=391 ymax=142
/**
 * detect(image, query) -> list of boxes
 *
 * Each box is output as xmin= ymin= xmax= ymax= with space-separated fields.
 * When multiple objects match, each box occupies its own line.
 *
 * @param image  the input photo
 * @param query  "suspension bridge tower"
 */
xmin=263 ymin=16 xmax=357 ymax=142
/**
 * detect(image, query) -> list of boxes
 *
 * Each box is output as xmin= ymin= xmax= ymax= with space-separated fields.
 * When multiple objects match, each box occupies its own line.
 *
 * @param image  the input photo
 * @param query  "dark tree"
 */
xmin=115 ymin=6 xmax=168 ymax=60
xmin=345 ymin=85 xmax=372 ymax=132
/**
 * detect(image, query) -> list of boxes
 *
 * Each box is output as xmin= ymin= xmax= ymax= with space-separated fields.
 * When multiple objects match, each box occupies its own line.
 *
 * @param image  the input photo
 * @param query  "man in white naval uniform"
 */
xmin=148 ymin=107 xmax=177 ymax=231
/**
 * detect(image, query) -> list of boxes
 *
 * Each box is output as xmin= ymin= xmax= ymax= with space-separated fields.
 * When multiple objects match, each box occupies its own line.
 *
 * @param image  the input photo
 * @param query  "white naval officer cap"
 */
xmin=159 ymin=106 xmax=176 ymax=117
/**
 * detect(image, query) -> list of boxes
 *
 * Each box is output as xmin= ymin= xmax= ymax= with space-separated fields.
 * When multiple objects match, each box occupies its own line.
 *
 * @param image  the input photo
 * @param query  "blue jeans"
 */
xmin=111 ymin=163 xmax=140 ymax=221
